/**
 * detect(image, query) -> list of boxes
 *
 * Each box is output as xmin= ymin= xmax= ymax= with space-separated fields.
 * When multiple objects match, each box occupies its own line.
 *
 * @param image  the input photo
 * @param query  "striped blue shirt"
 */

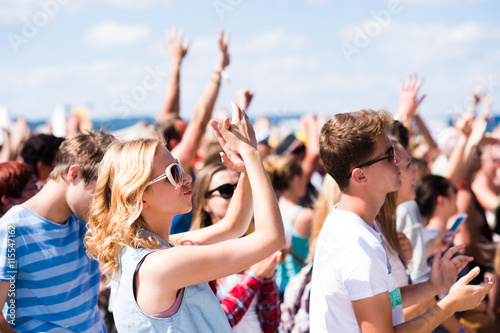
xmin=0 ymin=205 xmax=105 ymax=333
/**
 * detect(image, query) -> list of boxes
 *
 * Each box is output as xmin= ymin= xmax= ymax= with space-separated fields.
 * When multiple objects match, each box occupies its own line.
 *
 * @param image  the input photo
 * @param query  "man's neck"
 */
xmin=337 ymin=192 xmax=386 ymax=229
xmin=23 ymin=181 xmax=72 ymax=225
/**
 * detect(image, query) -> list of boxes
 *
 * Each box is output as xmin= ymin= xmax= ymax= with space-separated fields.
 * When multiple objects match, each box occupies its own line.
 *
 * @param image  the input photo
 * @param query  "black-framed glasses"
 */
xmin=147 ymin=159 xmax=184 ymax=187
xmin=205 ymin=183 xmax=237 ymax=199
xmin=347 ymin=145 xmax=397 ymax=178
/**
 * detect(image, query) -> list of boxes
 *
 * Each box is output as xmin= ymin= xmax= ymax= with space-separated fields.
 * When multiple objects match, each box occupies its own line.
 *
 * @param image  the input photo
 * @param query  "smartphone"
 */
xmin=444 ymin=213 xmax=468 ymax=241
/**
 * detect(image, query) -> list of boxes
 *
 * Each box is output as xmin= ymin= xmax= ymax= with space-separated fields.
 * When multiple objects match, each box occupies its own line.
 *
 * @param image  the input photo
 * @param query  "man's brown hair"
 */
xmin=48 ymin=130 xmax=116 ymax=185
xmin=319 ymin=109 xmax=393 ymax=192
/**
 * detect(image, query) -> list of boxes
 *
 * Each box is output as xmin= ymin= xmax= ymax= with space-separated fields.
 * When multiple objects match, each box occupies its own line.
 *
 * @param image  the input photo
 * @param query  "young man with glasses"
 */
xmin=310 ymin=109 xmax=494 ymax=332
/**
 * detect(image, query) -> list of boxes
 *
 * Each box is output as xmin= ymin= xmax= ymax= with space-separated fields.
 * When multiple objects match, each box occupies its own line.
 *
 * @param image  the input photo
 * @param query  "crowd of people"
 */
xmin=1 ymin=27 xmax=500 ymax=333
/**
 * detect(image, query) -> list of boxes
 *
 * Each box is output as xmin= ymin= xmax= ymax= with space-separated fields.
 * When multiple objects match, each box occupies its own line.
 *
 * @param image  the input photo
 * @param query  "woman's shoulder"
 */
xmin=292 ymin=207 xmax=314 ymax=238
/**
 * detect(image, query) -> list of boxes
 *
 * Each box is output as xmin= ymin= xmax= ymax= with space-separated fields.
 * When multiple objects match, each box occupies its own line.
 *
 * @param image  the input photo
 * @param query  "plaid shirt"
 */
xmin=209 ymin=271 xmax=280 ymax=332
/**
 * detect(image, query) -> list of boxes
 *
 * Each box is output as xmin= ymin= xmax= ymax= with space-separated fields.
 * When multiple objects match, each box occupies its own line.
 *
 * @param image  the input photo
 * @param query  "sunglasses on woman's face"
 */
xmin=147 ymin=159 xmax=184 ymax=187
xmin=205 ymin=183 xmax=237 ymax=199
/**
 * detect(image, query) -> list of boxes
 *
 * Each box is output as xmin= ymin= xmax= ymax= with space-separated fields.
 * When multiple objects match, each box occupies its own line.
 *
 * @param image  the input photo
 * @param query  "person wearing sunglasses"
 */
xmin=310 ymin=109 xmax=494 ymax=333
xmin=190 ymin=163 xmax=239 ymax=230
xmin=189 ymin=162 xmax=281 ymax=332
xmin=85 ymin=102 xmax=285 ymax=332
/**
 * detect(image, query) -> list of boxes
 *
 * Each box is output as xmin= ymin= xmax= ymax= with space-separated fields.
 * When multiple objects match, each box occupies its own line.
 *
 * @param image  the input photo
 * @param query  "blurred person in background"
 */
xmin=19 ymin=133 xmax=64 ymax=186
xmin=264 ymin=155 xmax=313 ymax=296
xmin=0 ymin=161 xmax=38 ymax=218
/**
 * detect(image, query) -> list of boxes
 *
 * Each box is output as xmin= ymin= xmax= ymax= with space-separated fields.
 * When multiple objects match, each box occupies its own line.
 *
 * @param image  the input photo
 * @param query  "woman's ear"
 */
xmin=203 ymin=204 xmax=212 ymax=213
xmin=436 ymin=194 xmax=446 ymax=207
xmin=142 ymin=196 xmax=149 ymax=209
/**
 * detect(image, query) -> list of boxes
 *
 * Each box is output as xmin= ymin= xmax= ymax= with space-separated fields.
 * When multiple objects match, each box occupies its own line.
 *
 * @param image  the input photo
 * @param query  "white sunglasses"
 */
xmin=147 ymin=159 xmax=184 ymax=187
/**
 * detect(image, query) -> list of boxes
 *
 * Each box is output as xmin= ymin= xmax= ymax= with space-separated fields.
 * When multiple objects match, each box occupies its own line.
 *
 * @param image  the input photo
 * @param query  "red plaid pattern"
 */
xmin=209 ymin=271 xmax=280 ymax=332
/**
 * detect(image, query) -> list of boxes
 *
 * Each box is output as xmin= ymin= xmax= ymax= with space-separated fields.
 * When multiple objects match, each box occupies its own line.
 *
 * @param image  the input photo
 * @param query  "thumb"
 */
xmin=459 ymin=267 xmax=481 ymax=285
xmin=431 ymin=248 xmax=442 ymax=272
xmin=210 ymin=119 xmax=221 ymax=130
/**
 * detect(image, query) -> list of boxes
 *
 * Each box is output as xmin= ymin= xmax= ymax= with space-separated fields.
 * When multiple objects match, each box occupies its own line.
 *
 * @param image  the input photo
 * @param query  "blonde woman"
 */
xmin=85 ymin=103 xmax=285 ymax=332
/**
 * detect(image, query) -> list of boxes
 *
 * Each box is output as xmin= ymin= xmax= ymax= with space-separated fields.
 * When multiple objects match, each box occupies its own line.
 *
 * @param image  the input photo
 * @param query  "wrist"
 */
xmin=246 ymin=270 xmax=264 ymax=283
xmin=240 ymin=146 xmax=259 ymax=159
xmin=170 ymin=60 xmax=181 ymax=67
xmin=395 ymin=114 xmax=408 ymax=122
xmin=458 ymin=323 xmax=465 ymax=333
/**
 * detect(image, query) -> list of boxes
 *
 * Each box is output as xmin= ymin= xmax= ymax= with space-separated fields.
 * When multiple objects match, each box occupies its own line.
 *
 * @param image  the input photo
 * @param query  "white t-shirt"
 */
xmin=216 ymin=274 xmax=262 ymax=333
xmin=310 ymin=208 xmax=404 ymax=332
xmin=396 ymin=200 xmax=430 ymax=282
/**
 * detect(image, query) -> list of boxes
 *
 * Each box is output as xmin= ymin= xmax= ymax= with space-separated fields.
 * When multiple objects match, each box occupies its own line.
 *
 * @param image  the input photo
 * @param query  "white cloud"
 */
xmin=305 ymin=0 xmax=329 ymax=3
xmin=371 ymin=22 xmax=500 ymax=69
xmin=0 ymin=0 xmax=83 ymax=24
xmin=95 ymin=0 xmax=174 ymax=10
xmin=85 ymin=21 xmax=151 ymax=48
xmin=0 ymin=60 xmax=170 ymax=119
xmin=235 ymin=28 xmax=307 ymax=54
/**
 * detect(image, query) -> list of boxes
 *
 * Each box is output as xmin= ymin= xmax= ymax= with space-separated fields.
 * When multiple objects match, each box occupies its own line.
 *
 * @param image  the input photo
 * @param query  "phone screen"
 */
xmin=449 ymin=213 xmax=468 ymax=233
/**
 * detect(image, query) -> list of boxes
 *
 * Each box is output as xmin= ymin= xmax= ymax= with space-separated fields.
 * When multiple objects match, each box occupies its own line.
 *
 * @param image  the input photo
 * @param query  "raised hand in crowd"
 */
xmin=397 ymin=74 xmax=439 ymax=163
xmin=236 ymin=88 xmax=255 ymax=111
xmin=0 ymin=129 xmax=10 ymax=163
xmin=167 ymin=29 xmax=231 ymax=170
xmin=158 ymin=27 xmax=191 ymax=119
xmin=396 ymin=74 xmax=426 ymax=126
xmin=217 ymin=30 xmax=230 ymax=72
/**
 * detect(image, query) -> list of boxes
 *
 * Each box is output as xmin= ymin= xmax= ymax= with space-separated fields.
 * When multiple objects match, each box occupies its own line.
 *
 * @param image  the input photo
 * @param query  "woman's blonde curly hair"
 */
xmin=85 ymin=137 xmax=164 ymax=278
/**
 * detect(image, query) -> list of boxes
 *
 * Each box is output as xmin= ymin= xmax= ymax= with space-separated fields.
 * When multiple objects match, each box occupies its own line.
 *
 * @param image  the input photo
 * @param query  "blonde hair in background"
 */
xmin=376 ymin=191 xmax=402 ymax=257
xmin=85 ymin=137 xmax=165 ymax=278
xmin=306 ymin=174 xmax=342 ymax=262
xmin=263 ymin=155 xmax=302 ymax=193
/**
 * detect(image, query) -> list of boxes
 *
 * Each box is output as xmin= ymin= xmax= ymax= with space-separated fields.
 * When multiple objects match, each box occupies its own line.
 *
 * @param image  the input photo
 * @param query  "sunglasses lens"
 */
xmin=218 ymin=184 xmax=235 ymax=199
xmin=169 ymin=164 xmax=183 ymax=186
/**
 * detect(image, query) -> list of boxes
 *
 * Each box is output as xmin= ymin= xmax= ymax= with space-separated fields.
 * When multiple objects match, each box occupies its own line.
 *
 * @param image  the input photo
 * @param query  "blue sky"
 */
xmin=1 ymin=0 xmax=499 ymax=132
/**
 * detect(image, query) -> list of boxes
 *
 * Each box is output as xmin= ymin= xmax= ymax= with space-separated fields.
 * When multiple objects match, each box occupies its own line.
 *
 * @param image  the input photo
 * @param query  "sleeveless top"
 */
xmin=109 ymin=230 xmax=232 ymax=332
xmin=276 ymin=205 xmax=309 ymax=293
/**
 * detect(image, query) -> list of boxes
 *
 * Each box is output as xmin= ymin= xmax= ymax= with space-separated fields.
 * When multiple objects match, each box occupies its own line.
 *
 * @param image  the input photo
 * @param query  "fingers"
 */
xmin=178 ymin=28 xmax=184 ymax=42
xmin=185 ymin=39 xmax=192 ymax=52
xmin=231 ymin=101 xmax=242 ymax=124
xmin=416 ymin=94 xmax=426 ymax=107
xmin=451 ymin=255 xmax=474 ymax=272
xmin=415 ymin=78 xmax=424 ymax=91
xmin=210 ymin=120 xmax=227 ymax=147
xmin=430 ymin=247 xmax=442 ymax=273
xmin=442 ymin=244 xmax=465 ymax=261
xmin=459 ymin=266 xmax=481 ymax=285
xmin=404 ymin=75 xmax=411 ymax=91
xmin=223 ymin=31 xmax=229 ymax=48
xmin=220 ymin=152 xmax=229 ymax=165
xmin=223 ymin=116 xmax=231 ymax=130
xmin=482 ymin=275 xmax=495 ymax=286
